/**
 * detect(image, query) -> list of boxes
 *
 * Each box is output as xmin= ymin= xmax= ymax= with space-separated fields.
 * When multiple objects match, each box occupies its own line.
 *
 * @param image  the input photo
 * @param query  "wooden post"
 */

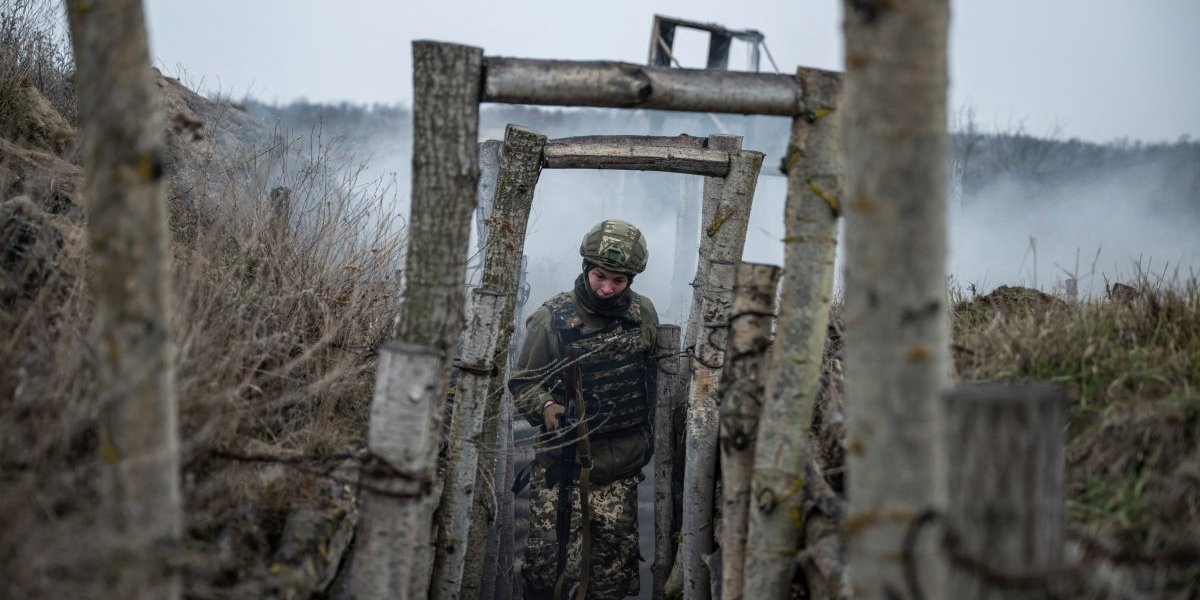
xmin=944 ymin=385 xmax=1066 ymax=600
xmin=485 ymin=388 xmax=517 ymax=600
xmin=718 ymin=263 xmax=781 ymax=600
xmin=682 ymin=144 xmax=763 ymax=600
xmin=653 ymin=324 xmax=684 ymax=598
xmin=475 ymin=140 xmax=503 ymax=250
xmin=842 ymin=0 xmax=952 ymax=597
xmin=460 ymin=124 xmax=547 ymax=599
xmin=432 ymin=289 xmax=505 ymax=600
xmin=683 ymin=260 xmax=734 ymax=600
xmin=358 ymin=40 xmax=482 ymax=600
xmin=270 ymin=186 xmax=292 ymax=241
xmin=353 ymin=342 xmax=444 ymax=599
xmin=392 ymin=40 xmax=483 ymax=353
xmin=745 ymin=67 xmax=844 ymax=599
xmin=683 ymin=134 xmax=742 ymax=352
xmin=65 ymin=1 xmax=182 ymax=598
xmin=670 ymin=176 xmax=701 ymax=324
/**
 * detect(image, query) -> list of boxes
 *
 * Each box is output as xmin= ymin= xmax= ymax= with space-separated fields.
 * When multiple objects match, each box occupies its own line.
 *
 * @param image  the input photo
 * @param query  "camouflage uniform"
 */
xmin=522 ymin=462 xmax=643 ymax=599
xmin=510 ymin=284 xmax=658 ymax=600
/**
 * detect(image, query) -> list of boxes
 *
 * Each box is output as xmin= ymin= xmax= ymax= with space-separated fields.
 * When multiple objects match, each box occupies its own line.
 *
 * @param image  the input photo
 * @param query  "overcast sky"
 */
xmin=143 ymin=0 xmax=1199 ymax=144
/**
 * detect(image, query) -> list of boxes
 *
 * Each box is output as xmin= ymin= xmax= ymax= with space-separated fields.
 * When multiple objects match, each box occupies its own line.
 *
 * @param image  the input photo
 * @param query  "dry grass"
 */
xmin=0 ymin=107 xmax=404 ymax=597
xmin=952 ymin=277 xmax=1200 ymax=595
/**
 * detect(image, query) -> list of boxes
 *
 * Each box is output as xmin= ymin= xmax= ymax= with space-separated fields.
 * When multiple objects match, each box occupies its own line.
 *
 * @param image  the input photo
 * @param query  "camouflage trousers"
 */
xmin=523 ymin=462 xmax=642 ymax=599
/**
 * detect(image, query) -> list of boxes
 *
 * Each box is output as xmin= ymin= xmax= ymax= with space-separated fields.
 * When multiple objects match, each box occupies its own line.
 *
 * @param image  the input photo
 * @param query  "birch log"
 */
xmin=432 ymin=289 xmax=505 ymax=600
xmin=683 ymin=134 xmax=742 ymax=353
xmin=483 ymin=57 xmax=804 ymax=116
xmin=353 ymin=342 xmax=443 ymax=599
xmin=475 ymin=140 xmax=503 ymax=250
xmin=65 ymin=2 xmax=181 ymax=598
xmin=745 ymin=67 xmax=844 ymax=600
xmin=682 ymin=147 xmax=763 ymax=600
xmin=653 ymin=324 xmax=684 ymax=599
xmin=842 ymin=1 xmax=951 ymax=597
xmin=460 ymin=125 xmax=547 ymax=599
xmin=944 ymin=385 xmax=1066 ymax=600
xmin=362 ymin=41 xmax=481 ymax=600
xmin=717 ymin=263 xmax=781 ymax=600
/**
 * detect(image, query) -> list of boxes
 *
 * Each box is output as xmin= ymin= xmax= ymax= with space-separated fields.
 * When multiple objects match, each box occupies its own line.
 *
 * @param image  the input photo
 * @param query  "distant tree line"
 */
xmin=247 ymin=98 xmax=1200 ymax=218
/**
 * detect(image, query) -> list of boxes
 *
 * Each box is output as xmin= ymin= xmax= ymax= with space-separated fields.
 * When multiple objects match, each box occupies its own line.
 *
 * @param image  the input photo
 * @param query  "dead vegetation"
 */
xmin=0 ymin=3 xmax=1196 ymax=598
xmin=0 ymin=9 xmax=403 ymax=594
xmin=951 ymin=279 xmax=1200 ymax=596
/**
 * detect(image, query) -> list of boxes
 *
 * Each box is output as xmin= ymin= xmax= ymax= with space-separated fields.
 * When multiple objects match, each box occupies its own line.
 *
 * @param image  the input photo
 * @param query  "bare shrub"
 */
xmin=0 ymin=0 xmax=75 ymax=125
xmin=0 ymin=115 xmax=404 ymax=597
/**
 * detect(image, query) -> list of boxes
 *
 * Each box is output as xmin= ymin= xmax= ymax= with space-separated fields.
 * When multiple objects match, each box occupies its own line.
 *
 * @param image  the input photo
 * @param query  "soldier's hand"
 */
xmin=543 ymin=403 xmax=566 ymax=430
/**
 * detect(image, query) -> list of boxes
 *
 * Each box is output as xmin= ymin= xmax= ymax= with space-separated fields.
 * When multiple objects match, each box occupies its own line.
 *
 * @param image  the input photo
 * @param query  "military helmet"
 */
xmin=579 ymin=219 xmax=649 ymax=274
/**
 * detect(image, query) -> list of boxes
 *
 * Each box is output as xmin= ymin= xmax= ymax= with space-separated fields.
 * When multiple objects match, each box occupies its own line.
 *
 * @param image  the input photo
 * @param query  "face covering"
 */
xmin=573 ymin=271 xmax=632 ymax=318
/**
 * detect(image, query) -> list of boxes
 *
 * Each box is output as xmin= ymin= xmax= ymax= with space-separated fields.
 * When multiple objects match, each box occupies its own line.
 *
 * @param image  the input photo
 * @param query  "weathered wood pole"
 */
xmin=944 ymin=385 xmax=1066 ymax=600
xmin=432 ymin=289 xmax=505 ymax=600
xmin=718 ymin=263 xmax=782 ymax=600
xmin=483 ymin=388 xmax=517 ymax=600
xmin=684 ymin=134 xmax=742 ymax=353
xmin=682 ymin=147 xmax=764 ymax=600
xmin=483 ymin=57 xmax=804 ymax=116
xmin=653 ymin=324 xmax=685 ymax=598
xmin=357 ymin=40 xmax=482 ymax=600
xmin=474 ymin=140 xmax=503 ymax=250
xmin=392 ymin=40 xmax=483 ymax=352
xmin=353 ymin=342 xmax=444 ymax=599
xmin=744 ymin=67 xmax=844 ymax=600
xmin=459 ymin=124 xmax=547 ymax=599
xmin=842 ymin=0 xmax=952 ymax=597
xmin=65 ymin=1 xmax=182 ymax=598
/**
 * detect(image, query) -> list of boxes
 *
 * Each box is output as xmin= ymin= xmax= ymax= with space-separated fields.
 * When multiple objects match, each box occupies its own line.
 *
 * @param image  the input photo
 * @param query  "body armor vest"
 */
xmin=545 ymin=291 xmax=650 ymax=438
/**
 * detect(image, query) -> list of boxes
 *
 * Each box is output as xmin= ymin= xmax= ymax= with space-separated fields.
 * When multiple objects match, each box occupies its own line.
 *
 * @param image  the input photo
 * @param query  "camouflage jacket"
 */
xmin=508 ymin=287 xmax=658 ymax=483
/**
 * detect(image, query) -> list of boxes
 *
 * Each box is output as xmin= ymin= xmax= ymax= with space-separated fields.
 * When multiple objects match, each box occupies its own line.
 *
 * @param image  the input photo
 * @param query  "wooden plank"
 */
xmin=483 ymin=57 xmax=814 ymax=116
xmin=542 ymin=142 xmax=730 ymax=176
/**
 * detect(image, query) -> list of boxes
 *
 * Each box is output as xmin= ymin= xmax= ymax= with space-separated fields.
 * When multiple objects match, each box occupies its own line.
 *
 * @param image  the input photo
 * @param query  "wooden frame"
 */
xmin=358 ymin=41 xmax=844 ymax=600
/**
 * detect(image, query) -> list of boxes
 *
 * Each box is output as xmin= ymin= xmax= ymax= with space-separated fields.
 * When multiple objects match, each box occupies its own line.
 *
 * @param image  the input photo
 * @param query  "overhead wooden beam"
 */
xmin=548 ymin=134 xmax=709 ymax=149
xmin=483 ymin=57 xmax=815 ymax=116
xmin=542 ymin=141 xmax=730 ymax=176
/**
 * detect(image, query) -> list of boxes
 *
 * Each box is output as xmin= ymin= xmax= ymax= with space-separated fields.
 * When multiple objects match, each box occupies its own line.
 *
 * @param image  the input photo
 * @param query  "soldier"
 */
xmin=510 ymin=219 xmax=659 ymax=600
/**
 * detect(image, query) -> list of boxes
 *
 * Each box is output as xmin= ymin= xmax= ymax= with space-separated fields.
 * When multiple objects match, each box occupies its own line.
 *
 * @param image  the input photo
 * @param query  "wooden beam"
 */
xmin=483 ymin=57 xmax=814 ymax=116
xmin=548 ymin=134 xmax=709 ymax=149
xmin=542 ymin=141 xmax=730 ymax=176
